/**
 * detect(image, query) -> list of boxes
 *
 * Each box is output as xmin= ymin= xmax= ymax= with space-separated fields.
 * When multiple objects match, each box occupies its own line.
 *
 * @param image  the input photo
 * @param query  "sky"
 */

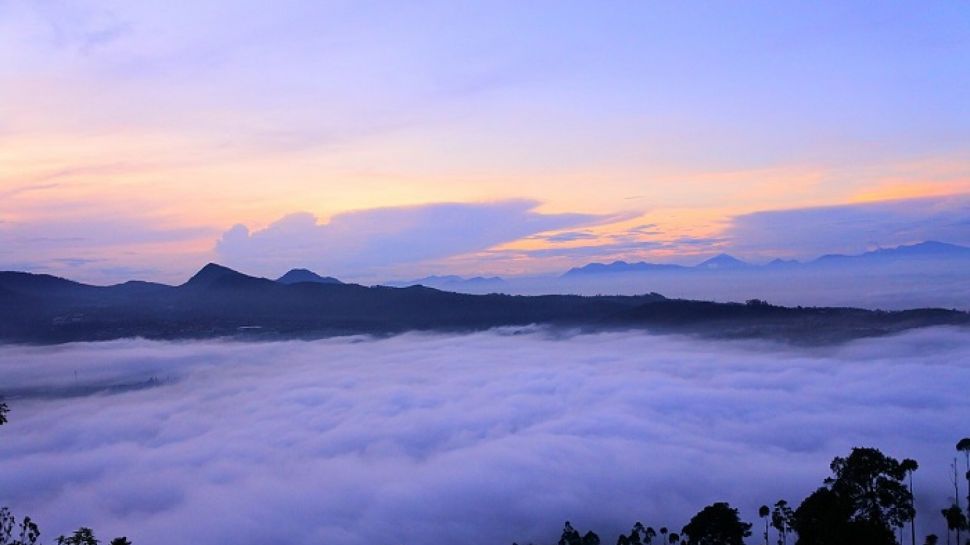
xmin=2 ymin=1 xmax=970 ymax=283
xmin=1 ymin=329 xmax=968 ymax=545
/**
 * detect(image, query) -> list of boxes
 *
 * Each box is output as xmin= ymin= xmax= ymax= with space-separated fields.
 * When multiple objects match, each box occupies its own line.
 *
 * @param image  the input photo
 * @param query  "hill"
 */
xmin=0 ymin=264 xmax=966 ymax=345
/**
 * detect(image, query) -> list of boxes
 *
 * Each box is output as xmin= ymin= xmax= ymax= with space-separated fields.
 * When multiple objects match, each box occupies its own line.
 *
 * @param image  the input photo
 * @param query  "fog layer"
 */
xmin=1 ymin=329 xmax=968 ymax=544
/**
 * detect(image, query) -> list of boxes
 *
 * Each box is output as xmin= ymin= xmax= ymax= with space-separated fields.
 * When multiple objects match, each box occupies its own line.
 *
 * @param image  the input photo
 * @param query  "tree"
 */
xmin=645 ymin=527 xmax=657 ymax=544
xmin=794 ymin=485 xmax=897 ymax=545
xmin=772 ymin=500 xmax=794 ymax=545
xmin=958 ymin=439 xmax=970 ymax=523
xmin=560 ymin=522 xmax=582 ymax=545
xmin=660 ymin=527 xmax=668 ymax=545
xmin=941 ymin=505 xmax=967 ymax=545
xmin=900 ymin=458 xmax=919 ymax=545
xmin=759 ymin=505 xmax=770 ymax=545
xmin=0 ymin=402 xmax=7 ymax=426
xmin=923 ymin=534 xmax=938 ymax=545
xmin=668 ymin=533 xmax=680 ymax=545
xmin=826 ymin=447 xmax=915 ymax=531
xmin=0 ymin=508 xmax=40 ymax=545
xmin=681 ymin=502 xmax=752 ymax=545
xmin=628 ymin=522 xmax=645 ymax=545
xmin=794 ymin=447 xmax=915 ymax=545
xmin=582 ymin=531 xmax=601 ymax=545
xmin=56 ymin=528 xmax=99 ymax=545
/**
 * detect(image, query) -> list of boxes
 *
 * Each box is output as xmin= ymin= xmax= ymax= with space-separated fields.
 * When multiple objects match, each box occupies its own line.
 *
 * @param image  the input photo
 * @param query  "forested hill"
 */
xmin=0 ymin=263 xmax=967 ymax=344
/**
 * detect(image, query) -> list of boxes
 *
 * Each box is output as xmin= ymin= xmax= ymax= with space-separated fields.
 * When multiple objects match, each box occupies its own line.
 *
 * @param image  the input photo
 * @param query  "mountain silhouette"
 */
xmin=276 ymin=268 xmax=343 ymax=285
xmin=388 ymin=275 xmax=507 ymax=289
xmin=564 ymin=241 xmax=970 ymax=277
xmin=0 ymin=262 xmax=966 ymax=345
xmin=813 ymin=241 xmax=970 ymax=265
xmin=183 ymin=263 xmax=261 ymax=287
xmin=563 ymin=261 xmax=686 ymax=277
xmin=695 ymin=253 xmax=748 ymax=270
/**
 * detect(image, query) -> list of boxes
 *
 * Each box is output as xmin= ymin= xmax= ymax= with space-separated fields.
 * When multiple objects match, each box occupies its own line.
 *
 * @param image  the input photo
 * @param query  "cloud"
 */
xmin=0 ymin=329 xmax=967 ymax=545
xmin=727 ymin=194 xmax=970 ymax=258
xmin=215 ymin=200 xmax=615 ymax=278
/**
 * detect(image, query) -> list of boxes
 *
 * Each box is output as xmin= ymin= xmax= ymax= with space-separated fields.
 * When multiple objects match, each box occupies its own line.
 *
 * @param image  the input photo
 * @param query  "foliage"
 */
xmin=558 ymin=522 xmax=600 ymax=545
xmin=941 ymin=505 xmax=967 ymax=534
xmin=680 ymin=502 xmax=751 ymax=545
xmin=771 ymin=500 xmax=794 ymax=545
xmin=825 ymin=447 xmax=915 ymax=529
xmin=56 ymin=528 xmax=99 ymax=545
xmin=0 ymin=508 xmax=40 ymax=545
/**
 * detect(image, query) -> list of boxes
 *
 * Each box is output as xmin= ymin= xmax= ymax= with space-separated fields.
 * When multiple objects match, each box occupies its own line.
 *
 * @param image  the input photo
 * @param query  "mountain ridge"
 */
xmin=564 ymin=240 xmax=970 ymax=277
xmin=0 ymin=262 xmax=966 ymax=346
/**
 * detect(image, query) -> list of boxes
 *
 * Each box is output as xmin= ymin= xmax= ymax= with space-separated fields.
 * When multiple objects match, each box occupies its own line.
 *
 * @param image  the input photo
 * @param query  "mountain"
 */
xmin=276 ymin=268 xmax=342 ymax=285
xmin=0 ymin=263 xmax=966 ymax=345
xmin=695 ymin=253 xmax=749 ymax=270
xmin=562 ymin=254 xmax=750 ymax=277
xmin=564 ymin=241 xmax=970 ymax=277
xmin=387 ymin=275 xmax=508 ymax=291
xmin=813 ymin=241 xmax=970 ymax=265
xmin=183 ymin=263 xmax=260 ymax=287
xmin=562 ymin=261 xmax=686 ymax=277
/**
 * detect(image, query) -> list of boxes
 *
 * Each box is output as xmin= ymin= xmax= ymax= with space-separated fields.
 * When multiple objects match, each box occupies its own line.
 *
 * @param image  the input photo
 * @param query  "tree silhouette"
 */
xmin=900 ymin=458 xmax=919 ymax=545
xmin=659 ymin=527 xmax=668 ymax=545
xmin=958 ymin=438 xmax=970 ymax=523
xmin=941 ymin=505 xmax=967 ymax=545
xmin=0 ymin=508 xmax=40 ymax=545
xmin=0 ymin=402 xmax=7 ymax=426
xmin=645 ymin=527 xmax=656 ymax=544
xmin=109 ymin=539 xmax=132 ymax=545
xmin=56 ymin=528 xmax=99 ymax=545
xmin=923 ymin=534 xmax=938 ymax=545
xmin=560 ymin=522 xmax=582 ymax=545
xmin=795 ymin=485 xmax=903 ymax=545
xmin=771 ymin=500 xmax=794 ymax=545
xmin=759 ymin=505 xmax=770 ymax=545
xmin=668 ymin=533 xmax=680 ymax=545
xmin=680 ymin=502 xmax=751 ymax=545
xmin=826 ymin=447 xmax=915 ymax=530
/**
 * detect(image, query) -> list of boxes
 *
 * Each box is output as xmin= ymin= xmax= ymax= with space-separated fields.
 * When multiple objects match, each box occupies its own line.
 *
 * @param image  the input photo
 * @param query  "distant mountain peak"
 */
xmin=696 ymin=253 xmax=748 ymax=269
xmin=814 ymin=240 xmax=970 ymax=264
xmin=562 ymin=260 xmax=686 ymax=277
xmin=276 ymin=268 xmax=342 ymax=285
xmin=183 ymin=263 xmax=248 ymax=287
xmin=885 ymin=240 xmax=968 ymax=255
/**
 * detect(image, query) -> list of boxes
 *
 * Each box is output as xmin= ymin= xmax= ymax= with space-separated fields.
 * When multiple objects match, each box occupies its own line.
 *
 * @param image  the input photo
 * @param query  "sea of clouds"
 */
xmin=1 ymin=328 xmax=968 ymax=545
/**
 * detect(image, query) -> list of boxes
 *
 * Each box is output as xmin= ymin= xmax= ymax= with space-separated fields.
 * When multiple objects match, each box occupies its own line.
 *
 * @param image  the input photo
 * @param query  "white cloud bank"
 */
xmin=0 ymin=329 xmax=968 ymax=544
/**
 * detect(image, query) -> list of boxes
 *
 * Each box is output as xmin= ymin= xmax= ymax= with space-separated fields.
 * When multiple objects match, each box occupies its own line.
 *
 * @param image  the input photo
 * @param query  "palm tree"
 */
xmin=958 ymin=438 xmax=970 ymax=522
xmin=759 ymin=505 xmax=770 ymax=545
xmin=942 ymin=504 xmax=967 ymax=545
xmin=645 ymin=527 xmax=656 ymax=545
xmin=659 ymin=527 xmax=668 ymax=545
xmin=668 ymin=533 xmax=679 ymax=545
xmin=901 ymin=458 xmax=919 ymax=545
